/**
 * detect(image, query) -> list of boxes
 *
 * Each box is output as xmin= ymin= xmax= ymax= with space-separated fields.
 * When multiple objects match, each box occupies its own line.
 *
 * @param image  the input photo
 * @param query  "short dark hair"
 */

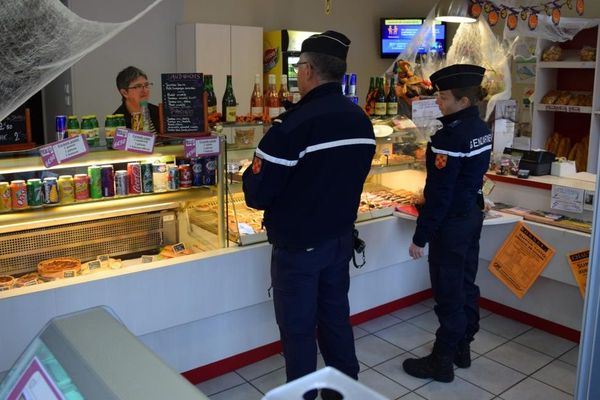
xmin=116 ymin=66 xmax=148 ymax=92
xmin=450 ymin=85 xmax=486 ymax=106
xmin=303 ymin=52 xmax=347 ymax=82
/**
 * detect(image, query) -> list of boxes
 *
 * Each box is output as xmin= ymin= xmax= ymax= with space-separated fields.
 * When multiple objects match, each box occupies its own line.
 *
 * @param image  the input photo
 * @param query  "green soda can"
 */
xmin=26 ymin=178 xmax=43 ymax=208
xmin=140 ymin=162 xmax=154 ymax=193
xmin=87 ymin=165 xmax=103 ymax=199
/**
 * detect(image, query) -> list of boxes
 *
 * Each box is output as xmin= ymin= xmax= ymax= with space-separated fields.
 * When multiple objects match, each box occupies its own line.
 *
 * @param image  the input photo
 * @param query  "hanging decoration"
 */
xmin=468 ymin=0 xmax=585 ymax=31
xmin=324 ymin=0 xmax=332 ymax=16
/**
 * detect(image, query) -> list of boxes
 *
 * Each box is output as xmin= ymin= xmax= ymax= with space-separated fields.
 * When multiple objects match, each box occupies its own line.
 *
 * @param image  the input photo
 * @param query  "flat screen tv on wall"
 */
xmin=380 ymin=18 xmax=446 ymax=59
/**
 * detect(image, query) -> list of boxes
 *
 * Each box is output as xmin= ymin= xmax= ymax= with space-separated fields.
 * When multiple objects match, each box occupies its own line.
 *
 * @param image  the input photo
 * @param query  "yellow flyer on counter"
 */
xmin=489 ymin=221 xmax=555 ymax=299
xmin=567 ymin=249 xmax=589 ymax=298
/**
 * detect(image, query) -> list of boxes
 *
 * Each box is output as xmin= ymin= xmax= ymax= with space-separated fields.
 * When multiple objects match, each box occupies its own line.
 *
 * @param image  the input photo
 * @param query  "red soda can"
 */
xmin=127 ymin=162 xmax=142 ymax=194
xmin=10 ymin=180 xmax=28 ymax=209
xmin=74 ymin=174 xmax=90 ymax=201
xmin=179 ymin=164 xmax=192 ymax=188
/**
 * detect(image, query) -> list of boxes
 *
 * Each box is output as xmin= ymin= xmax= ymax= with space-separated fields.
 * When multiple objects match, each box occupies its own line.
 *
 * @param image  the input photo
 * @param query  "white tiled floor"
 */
xmin=195 ymin=301 xmax=578 ymax=400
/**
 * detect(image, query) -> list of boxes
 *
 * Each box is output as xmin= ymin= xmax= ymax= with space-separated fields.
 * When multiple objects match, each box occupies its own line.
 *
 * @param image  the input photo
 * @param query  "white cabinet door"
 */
xmin=176 ymin=23 xmax=262 ymax=116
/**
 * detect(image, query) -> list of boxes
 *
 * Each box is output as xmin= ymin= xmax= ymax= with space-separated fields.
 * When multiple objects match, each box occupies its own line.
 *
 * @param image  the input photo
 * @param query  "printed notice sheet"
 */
xmin=567 ymin=249 xmax=589 ymax=298
xmin=489 ymin=221 xmax=555 ymax=299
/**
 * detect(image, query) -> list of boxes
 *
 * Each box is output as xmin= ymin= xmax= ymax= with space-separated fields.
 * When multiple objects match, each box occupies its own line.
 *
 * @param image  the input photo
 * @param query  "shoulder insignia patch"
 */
xmin=252 ymin=155 xmax=263 ymax=174
xmin=435 ymin=154 xmax=448 ymax=169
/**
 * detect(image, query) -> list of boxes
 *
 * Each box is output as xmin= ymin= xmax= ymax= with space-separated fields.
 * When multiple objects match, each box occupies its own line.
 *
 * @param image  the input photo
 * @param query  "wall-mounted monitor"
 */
xmin=380 ymin=18 xmax=446 ymax=59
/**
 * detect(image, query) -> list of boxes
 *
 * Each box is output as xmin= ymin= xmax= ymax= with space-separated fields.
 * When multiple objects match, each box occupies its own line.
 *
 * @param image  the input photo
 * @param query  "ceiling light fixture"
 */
xmin=434 ymin=0 xmax=478 ymax=23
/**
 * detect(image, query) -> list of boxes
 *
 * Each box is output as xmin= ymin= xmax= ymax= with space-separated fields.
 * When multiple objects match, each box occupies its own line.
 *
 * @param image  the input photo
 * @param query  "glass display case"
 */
xmin=223 ymin=121 xmax=429 ymax=246
xmin=0 ymin=143 xmax=228 ymax=292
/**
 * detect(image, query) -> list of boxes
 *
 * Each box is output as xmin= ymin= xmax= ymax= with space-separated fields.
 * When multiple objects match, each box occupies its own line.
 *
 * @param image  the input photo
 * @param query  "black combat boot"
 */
xmin=454 ymin=340 xmax=471 ymax=368
xmin=402 ymin=352 xmax=454 ymax=382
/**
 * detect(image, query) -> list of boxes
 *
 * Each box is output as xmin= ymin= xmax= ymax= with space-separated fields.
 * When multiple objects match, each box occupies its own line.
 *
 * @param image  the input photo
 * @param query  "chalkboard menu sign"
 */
xmin=0 ymin=110 xmax=27 ymax=145
xmin=161 ymin=73 xmax=207 ymax=135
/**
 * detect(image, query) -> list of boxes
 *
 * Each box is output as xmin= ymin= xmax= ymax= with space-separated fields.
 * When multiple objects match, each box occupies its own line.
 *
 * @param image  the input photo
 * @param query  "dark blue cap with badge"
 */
xmin=430 ymin=64 xmax=485 ymax=91
xmin=300 ymin=30 xmax=351 ymax=61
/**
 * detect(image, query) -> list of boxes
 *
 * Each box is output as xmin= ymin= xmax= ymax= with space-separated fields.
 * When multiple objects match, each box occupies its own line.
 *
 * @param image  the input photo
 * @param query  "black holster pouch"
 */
xmin=352 ymin=227 xmax=366 ymax=268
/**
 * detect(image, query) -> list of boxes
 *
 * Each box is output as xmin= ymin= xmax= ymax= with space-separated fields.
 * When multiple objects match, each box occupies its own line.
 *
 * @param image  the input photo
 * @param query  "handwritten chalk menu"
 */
xmin=0 ymin=111 xmax=26 ymax=145
xmin=161 ymin=73 xmax=205 ymax=134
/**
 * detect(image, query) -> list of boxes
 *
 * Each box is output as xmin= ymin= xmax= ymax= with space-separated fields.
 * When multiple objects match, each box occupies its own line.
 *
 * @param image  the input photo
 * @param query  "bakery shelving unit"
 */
xmin=532 ymin=20 xmax=600 ymax=173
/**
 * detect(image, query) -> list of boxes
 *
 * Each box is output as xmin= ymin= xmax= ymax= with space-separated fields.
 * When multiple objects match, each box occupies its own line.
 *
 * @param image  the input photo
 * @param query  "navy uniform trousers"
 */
xmin=428 ymin=206 xmax=485 ymax=356
xmin=271 ymin=231 xmax=360 ymax=385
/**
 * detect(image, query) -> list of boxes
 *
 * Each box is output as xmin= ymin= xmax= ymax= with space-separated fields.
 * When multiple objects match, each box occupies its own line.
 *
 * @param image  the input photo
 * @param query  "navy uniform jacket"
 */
xmin=413 ymin=106 xmax=491 ymax=248
xmin=242 ymin=82 xmax=376 ymax=249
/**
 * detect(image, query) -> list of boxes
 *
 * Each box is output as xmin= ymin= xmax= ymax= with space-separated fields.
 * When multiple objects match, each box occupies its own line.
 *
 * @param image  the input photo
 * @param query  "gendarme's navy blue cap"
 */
xmin=300 ymin=30 xmax=351 ymax=61
xmin=430 ymin=64 xmax=485 ymax=91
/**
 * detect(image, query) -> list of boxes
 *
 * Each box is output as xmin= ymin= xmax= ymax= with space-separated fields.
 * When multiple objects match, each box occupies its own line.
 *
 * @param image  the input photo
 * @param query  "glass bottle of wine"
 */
xmin=250 ymin=73 xmax=264 ymax=120
xmin=222 ymin=75 xmax=237 ymax=123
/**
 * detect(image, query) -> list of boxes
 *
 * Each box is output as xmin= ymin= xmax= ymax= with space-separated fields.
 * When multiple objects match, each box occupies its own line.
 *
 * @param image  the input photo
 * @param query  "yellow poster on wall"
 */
xmin=567 ymin=249 xmax=589 ymax=298
xmin=489 ymin=221 xmax=556 ymax=299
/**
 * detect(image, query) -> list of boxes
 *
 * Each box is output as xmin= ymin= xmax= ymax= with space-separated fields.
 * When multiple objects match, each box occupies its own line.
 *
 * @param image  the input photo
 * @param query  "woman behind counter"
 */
xmin=114 ymin=66 xmax=160 ymax=134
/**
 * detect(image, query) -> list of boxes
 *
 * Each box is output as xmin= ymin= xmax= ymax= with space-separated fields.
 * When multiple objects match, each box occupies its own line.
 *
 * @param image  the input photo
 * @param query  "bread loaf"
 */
xmin=556 ymin=136 xmax=571 ymax=158
xmin=545 ymin=132 xmax=561 ymax=154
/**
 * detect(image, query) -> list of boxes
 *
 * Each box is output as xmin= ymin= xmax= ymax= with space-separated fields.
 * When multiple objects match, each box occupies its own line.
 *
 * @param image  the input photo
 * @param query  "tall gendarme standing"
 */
xmin=242 ymin=30 xmax=375 ymax=400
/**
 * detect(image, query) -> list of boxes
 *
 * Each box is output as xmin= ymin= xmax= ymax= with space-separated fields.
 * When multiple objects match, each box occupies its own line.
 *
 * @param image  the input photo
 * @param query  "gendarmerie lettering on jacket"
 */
xmin=242 ymin=82 xmax=375 ymax=249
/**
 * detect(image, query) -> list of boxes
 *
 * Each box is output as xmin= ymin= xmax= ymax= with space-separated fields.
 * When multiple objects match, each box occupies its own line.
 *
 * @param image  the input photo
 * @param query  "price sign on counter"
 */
xmin=39 ymin=135 xmax=89 ymax=168
xmin=184 ymin=136 xmax=220 ymax=158
xmin=112 ymin=128 xmax=155 ymax=154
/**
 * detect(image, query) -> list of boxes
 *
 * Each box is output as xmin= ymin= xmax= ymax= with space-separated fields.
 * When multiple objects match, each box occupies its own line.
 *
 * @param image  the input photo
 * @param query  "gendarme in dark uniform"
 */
xmin=404 ymin=64 xmax=491 ymax=383
xmin=242 ymin=31 xmax=375 ymax=398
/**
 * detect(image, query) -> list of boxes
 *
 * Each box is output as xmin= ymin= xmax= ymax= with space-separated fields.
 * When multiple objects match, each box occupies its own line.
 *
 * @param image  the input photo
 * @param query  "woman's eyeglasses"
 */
xmin=128 ymin=82 xmax=153 ymax=90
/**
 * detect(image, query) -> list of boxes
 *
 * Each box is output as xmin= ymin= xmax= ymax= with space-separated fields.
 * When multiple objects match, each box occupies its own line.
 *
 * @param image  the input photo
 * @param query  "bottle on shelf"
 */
xmin=341 ymin=74 xmax=348 ymax=95
xmin=140 ymin=101 xmax=151 ymax=132
xmin=374 ymin=77 xmax=387 ymax=117
xmin=365 ymin=77 xmax=376 ymax=116
xmin=66 ymin=116 xmax=79 ymax=138
xmin=266 ymin=74 xmax=280 ymax=121
xmin=250 ymin=73 xmax=264 ymax=120
xmin=204 ymin=75 xmax=217 ymax=116
xmin=278 ymin=75 xmax=292 ymax=114
xmin=386 ymin=77 xmax=398 ymax=116
xmin=347 ymin=73 xmax=359 ymax=105
xmin=222 ymin=75 xmax=237 ymax=123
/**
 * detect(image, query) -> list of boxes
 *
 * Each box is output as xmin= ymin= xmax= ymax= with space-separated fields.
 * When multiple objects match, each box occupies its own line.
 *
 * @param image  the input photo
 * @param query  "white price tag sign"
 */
xmin=184 ymin=136 xmax=220 ymax=158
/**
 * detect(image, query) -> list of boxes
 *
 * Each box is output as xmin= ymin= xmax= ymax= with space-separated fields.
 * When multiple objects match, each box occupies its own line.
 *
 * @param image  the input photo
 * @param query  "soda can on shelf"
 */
xmin=0 ymin=182 xmax=11 ymax=212
xmin=87 ymin=165 xmax=102 ymax=199
xmin=100 ymin=165 xmax=115 ymax=198
xmin=58 ymin=175 xmax=75 ymax=204
xmin=115 ymin=170 xmax=129 ymax=196
xmin=140 ymin=162 xmax=154 ymax=193
xmin=203 ymin=157 xmax=217 ymax=185
xmin=127 ymin=162 xmax=142 ymax=194
xmin=167 ymin=165 xmax=180 ymax=191
xmin=43 ymin=177 xmax=59 ymax=205
xmin=178 ymin=164 xmax=192 ymax=188
xmin=10 ymin=180 xmax=28 ymax=209
xmin=74 ymin=174 xmax=90 ymax=201
xmin=26 ymin=178 xmax=43 ymax=208
xmin=56 ymin=115 xmax=67 ymax=141
xmin=190 ymin=158 xmax=203 ymax=187
xmin=152 ymin=163 xmax=168 ymax=192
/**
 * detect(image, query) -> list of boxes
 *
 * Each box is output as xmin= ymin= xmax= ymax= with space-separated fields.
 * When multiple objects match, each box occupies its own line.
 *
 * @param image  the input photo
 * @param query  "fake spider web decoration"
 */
xmin=0 ymin=0 xmax=163 ymax=123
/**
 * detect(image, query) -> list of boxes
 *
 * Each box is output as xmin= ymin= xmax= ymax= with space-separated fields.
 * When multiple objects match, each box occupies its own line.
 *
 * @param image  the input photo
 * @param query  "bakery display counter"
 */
xmin=393 ymin=210 xmax=523 ymax=226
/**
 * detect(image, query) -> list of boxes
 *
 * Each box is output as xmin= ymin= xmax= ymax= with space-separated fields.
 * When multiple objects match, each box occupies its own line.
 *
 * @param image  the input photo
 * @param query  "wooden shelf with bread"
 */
xmin=532 ymin=22 xmax=600 ymax=174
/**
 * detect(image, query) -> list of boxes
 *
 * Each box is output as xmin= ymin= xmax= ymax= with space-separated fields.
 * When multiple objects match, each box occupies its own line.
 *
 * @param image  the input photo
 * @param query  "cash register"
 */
xmin=503 ymin=148 xmax=556 ymax=176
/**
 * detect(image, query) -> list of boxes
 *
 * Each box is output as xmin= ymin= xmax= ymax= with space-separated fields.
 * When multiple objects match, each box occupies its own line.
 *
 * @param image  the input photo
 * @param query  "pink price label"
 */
xmin=112 ymin=128 xmax=155 ymax=153
xmin=184 ymin=136 xmax=220 ymax=158
xmin=39 ymin=135 xmax=90 ymax=168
